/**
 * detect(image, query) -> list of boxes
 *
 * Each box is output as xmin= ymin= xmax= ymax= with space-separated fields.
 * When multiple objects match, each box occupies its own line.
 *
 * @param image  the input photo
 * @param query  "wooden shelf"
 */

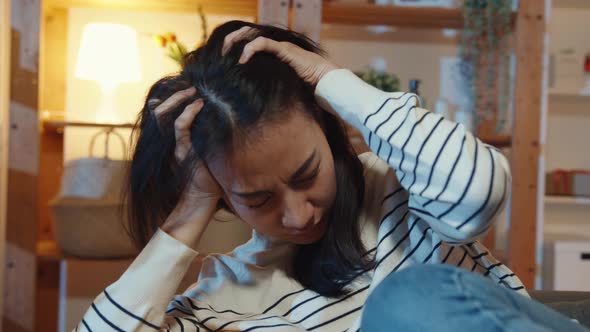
xmin=549 ymin=91 xmax=590 ymax=98
xmin=545 ymin=195 xmax=590 ymax=205
xmin=43 ymin=120 xmax=135 ymax=129
xmin=553 ymin=0 xmax=590 ymax=9
xmin=41 ymin=111 xmax=135 ymax=134
xmin=44 ymin=0 xmax=258 ymax=17
xmin=323 ymin=3 xmax=470 ymax=29
xmin=42 ymin=119 xmax=135 ymax=135
xmin=480 ymin=135 xmax=512 ymax=148
xmin=37 ymin=240 xmax=64 ymax=261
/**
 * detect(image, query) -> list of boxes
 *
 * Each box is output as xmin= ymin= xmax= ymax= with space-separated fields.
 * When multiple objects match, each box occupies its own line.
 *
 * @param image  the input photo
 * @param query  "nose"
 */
xmin=281 ymin=191 xmax=315 ymax=230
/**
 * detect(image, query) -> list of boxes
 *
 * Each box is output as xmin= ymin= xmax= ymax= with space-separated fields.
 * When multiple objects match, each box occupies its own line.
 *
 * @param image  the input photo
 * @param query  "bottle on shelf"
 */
xmin=434 ymin=97 xmax=451 ymax=119
xmin=454 ymin=106 xmax=474 ymax=132
xmin=409 ymin=79 xmax=426 ymax=108
xmin=581 ymin=53 xmax=590 ymax=95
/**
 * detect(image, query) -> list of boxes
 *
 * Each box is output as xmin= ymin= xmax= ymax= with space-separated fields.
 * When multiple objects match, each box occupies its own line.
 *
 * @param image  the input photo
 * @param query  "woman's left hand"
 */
xmin=222 ymin=26 xmax=340 ymax=86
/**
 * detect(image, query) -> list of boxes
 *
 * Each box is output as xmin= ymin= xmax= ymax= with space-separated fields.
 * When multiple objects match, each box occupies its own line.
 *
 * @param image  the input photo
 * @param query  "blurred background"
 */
xmin=1 ymin=0 xmax=588 ymax=331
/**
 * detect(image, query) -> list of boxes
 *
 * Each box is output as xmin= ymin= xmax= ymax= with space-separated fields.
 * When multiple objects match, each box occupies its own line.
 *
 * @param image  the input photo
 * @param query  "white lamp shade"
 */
xmin=74 ymin=23 xmax=141 ymax=89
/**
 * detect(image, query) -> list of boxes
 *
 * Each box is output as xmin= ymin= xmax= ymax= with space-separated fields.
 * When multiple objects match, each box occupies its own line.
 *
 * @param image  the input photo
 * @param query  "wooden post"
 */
xmin=508 ymin=0 xmax=549 ymax=289
xmin=257 ymin=0 xmax=290 ymax=28
xmin=0 ymin=0 xmax=12 ymax=326
xmin=292 ymin=0 xmax=322 ymax=42
xmin=3 ymin=0 xmax=41 ymax=331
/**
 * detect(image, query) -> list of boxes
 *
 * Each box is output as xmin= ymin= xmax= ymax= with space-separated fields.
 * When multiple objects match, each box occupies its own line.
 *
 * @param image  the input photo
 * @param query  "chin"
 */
xmin=289 ymin=235 xmax=322 ymax=245
xmin=288 ymin=226 xmax=328 ymax=245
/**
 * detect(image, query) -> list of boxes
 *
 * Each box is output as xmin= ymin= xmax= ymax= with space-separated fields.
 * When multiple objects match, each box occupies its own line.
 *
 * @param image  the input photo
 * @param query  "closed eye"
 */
xmin=293 ymin=164 xmax=320 ymax=186
xmin=246 ymin=196 xmax=271 ymax=209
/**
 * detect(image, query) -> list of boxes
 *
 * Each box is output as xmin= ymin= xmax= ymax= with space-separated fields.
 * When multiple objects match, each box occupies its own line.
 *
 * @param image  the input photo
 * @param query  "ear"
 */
xmin=316 ymin=106 xmax=329 ymax=133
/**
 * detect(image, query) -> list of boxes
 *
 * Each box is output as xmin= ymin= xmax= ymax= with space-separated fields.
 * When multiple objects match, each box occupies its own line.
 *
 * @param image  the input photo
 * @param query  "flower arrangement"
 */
xmin=152 ymin=6 xmax=208 ymax=66
xmin=152 ymin=32 xmax=188 ymax=64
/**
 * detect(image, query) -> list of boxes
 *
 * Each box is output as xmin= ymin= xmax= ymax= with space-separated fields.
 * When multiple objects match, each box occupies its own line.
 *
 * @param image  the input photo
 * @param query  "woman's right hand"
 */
xmin=152 ymin=87 xmax=223 ymax=251
xmin=222 ymin=27 xmax=339 ymax=86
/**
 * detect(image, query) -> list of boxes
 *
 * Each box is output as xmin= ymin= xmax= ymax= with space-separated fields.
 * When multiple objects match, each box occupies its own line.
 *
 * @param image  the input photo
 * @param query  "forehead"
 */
xmin=209 ymin=111 xmax=323 ymax=190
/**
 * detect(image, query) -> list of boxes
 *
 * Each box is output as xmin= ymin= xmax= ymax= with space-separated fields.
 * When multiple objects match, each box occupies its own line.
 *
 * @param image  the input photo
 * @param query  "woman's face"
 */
xmin=209 ymin=111 xmax=337 ymax=244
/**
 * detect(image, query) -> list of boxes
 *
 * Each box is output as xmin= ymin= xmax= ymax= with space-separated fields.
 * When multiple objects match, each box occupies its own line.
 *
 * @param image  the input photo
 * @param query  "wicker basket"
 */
xmin=49 ymin=129 xmax=138 ymax=258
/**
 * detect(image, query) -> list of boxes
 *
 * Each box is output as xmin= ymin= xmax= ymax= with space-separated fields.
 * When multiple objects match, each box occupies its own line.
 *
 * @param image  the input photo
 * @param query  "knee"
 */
xmin=361 ymin=264 xmax=462 ymax=331
xmin=373 ymin=264 xmax=459 ymax=298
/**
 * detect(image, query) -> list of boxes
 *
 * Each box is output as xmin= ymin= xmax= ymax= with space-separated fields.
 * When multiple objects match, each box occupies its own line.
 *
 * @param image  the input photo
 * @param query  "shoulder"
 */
xmin=358 ymin=151 xmax=397 ymax=185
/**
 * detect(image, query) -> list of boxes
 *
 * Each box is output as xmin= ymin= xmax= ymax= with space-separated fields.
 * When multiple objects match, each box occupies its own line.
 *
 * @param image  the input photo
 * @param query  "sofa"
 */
xmin=530 ymin=290 xmax=590 ymax=328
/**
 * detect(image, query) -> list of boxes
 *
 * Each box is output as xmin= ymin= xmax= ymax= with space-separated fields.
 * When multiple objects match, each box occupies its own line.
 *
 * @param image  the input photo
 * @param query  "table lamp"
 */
xmin=74 ymin=23 xmax=141 ymax=123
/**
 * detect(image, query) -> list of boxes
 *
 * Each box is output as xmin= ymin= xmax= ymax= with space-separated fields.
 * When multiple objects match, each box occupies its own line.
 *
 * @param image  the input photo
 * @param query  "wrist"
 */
xmin=161 ymin=198 xmax=219 ymax=250
xmin=315 ymin=62 xmax=341 ymax=86
xmin=172 ymin=196 xmax=219 ymax=218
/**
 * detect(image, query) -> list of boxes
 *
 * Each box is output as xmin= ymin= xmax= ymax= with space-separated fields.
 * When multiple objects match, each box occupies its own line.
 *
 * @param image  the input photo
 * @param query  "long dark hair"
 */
xmin=126 ymin=21 xmax=374 ymax=297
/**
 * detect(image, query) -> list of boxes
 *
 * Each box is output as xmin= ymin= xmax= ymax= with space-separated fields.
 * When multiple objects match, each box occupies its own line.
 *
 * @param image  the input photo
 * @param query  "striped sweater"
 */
xmin=76 ymin=69 xmax=525 ymax=332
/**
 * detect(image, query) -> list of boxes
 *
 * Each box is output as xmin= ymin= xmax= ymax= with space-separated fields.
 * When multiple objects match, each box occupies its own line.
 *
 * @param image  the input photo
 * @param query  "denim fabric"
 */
xmin=361 ymin=264 xmax=589 ymax=332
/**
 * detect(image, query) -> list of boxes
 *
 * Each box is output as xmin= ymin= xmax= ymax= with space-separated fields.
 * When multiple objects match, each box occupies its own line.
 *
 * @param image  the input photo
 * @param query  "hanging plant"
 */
xmin=355 ymin=69 xmax=400 ymax=93
xmin=458 ymin=0 xmax=512 ymax=134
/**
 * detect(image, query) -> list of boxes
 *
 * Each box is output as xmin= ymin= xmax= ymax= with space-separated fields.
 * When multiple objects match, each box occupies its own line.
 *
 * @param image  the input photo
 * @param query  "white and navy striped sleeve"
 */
xmin=74 ymin=229 xmax=199 ymax=331
xmin=315 ymin=69 xmax=511 ymax=244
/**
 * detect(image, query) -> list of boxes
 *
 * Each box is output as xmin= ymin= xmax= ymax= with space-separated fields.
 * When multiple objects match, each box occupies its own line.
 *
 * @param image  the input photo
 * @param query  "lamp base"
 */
xmin=95 ymin=85 xmax=120 ymax=124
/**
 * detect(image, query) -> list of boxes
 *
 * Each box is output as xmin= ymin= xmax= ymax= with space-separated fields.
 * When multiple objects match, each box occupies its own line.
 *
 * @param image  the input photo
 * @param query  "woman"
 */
xmin=75 ymin=21 xmax=586 ymax=332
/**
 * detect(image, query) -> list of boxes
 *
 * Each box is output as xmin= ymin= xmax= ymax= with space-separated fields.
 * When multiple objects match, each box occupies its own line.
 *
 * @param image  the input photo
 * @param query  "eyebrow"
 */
xmin=231 ymin=149 xmax=317 ymax=198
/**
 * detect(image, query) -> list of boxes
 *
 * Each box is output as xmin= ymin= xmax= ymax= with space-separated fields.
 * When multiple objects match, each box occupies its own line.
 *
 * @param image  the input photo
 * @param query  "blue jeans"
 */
xmin=361 ymin=264 xmax=589 ymax=332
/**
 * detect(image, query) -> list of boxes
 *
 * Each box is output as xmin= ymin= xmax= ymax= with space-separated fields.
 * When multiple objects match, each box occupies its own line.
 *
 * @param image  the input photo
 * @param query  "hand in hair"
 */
xmin=222 ymin=26 xmax=340 ymax=86
xmin=153 ymin=87 xmax=223 ymax=251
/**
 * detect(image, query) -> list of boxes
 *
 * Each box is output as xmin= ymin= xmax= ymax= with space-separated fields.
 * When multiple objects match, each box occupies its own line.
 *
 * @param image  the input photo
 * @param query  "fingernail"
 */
xmin=185 ymin=87 xmax=196 ymax=94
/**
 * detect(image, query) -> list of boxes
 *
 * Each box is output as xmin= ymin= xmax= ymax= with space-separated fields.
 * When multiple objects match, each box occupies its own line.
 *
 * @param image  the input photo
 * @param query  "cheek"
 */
xmin=313 ymin=162 xmax=337 ymax=208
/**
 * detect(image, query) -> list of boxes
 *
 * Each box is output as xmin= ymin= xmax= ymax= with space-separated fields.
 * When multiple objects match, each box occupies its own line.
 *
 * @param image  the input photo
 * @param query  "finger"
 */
xmin=222 ymin=26 xmax=255 ymax=56
xmin=239 ymin=37 xmax=289 ymax=64
xmin=175 ymin=98 xmax=203 ymax=132
xmin=147 ymin=98 xmax=162 ymax=112
xmin=174 ymin=99 xmax=204 ymax=161
xmin=153 ymin=87 xmax=196 ymax=117
xmin=175 ymin=132 xmax=191 ymax=162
